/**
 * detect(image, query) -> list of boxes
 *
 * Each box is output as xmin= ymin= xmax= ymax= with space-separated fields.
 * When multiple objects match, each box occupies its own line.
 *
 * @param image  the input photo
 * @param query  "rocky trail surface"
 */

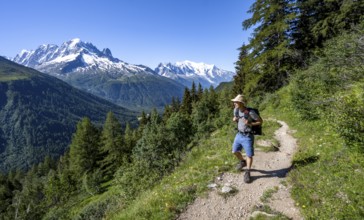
xmin=177 ymin=120 xmax=303 ymax=220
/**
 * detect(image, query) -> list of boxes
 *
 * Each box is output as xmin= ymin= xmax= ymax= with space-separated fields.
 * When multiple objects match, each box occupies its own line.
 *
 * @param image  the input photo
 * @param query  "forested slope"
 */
xmin=0 ymin=57 xmax=137 ymax=172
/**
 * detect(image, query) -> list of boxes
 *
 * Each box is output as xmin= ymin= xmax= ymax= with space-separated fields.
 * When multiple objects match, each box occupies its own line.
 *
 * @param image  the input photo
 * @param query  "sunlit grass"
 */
xmin=108 ymin=119 xmax=283 ymax=219
xmin=110 ymin=126 xmax=236 ymax=219
xmin=263 ymin=86 xmax=364 ymax=219
xmin=0 ymin=75 xmax=29 ymax=81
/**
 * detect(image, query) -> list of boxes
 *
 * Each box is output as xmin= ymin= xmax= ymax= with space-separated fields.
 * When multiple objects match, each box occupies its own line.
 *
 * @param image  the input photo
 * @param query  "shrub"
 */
xmin=331 ymin=83 xmax=364 ymax=152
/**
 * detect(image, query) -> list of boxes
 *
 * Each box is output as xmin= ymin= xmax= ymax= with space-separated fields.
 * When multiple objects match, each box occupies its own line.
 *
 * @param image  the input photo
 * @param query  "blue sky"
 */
xmin=0 ymin=0 xmax=255 ymax=71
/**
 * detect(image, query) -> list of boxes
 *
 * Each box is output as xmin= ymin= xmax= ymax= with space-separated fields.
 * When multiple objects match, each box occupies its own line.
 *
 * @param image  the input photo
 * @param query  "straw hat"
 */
xmin=231 ymin=94 xmax=247 ymax=105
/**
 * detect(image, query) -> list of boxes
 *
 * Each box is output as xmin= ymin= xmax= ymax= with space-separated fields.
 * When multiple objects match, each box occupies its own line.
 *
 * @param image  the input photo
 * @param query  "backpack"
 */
xmin=235 ymin=107 xmax=263 ymax=135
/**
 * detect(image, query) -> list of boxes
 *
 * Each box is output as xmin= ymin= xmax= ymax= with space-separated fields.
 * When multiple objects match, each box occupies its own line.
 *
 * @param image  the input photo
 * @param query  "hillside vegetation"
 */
xmin=0 ymin=57 xmax=137 ymax=172
xmin=0 ymin=0 xmax=363 ymax=219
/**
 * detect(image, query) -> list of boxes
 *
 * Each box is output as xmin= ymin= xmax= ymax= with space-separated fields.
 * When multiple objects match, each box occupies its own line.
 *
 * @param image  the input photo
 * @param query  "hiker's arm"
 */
xmin=250 ymin=117 xmax=263 ymax=126
xmin=233 ymin=116 xmax=239 ymax=122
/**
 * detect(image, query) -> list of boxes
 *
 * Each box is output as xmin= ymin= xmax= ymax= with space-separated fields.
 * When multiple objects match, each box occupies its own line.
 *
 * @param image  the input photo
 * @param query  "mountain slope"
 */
xmin=12 ymin=38 xmax=185 ymax=110
xmin=0 ymin=57 xmax=137 ymax=172
xmin=155 ymin=60 xmax=235 ymax=88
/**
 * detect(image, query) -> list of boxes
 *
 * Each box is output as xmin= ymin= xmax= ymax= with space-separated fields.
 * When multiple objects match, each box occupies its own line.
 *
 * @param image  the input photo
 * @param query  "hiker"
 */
xmin=231 ymin=94 xmax=263 ymax=183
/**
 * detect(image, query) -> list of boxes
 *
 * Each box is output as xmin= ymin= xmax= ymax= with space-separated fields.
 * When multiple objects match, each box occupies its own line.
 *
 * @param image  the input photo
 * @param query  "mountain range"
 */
xmin=155 ymin=61 xmax=234 ymax=88
xmin=0 ymin=56 xmax=137 ymax=172
xmin=12 ymin=38 xmax=235 ymax=110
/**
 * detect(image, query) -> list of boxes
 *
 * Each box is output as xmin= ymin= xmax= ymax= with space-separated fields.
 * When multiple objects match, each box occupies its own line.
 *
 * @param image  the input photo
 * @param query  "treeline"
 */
xmin=233 ymin=0 xmax=364 ymax=97
xmin=0 ymin=82 xmax=235 ymax=219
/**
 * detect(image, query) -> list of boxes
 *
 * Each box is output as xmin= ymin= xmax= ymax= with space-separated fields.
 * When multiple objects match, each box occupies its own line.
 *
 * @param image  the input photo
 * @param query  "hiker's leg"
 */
xmin=232 ymin=133 xmax=243 ymax=160
xmin=234 ymin=151 xmax=244 ymax=161
xmin=242 ymin=134 xmax=254 ymax=169
xmin=246 ymin=156 xmax=253 ymax=169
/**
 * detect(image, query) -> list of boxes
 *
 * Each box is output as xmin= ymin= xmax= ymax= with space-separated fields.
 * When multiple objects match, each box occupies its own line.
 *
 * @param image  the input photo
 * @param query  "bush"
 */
xmin=290 ymin=26 xmax=364 ymax=121
xmin=331 ymin=83 xmax=364 ymax=152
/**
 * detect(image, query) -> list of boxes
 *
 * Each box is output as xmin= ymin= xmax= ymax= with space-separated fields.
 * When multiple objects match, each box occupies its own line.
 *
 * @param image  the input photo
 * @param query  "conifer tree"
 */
xmin=180 ymin=88 xmax=192 ymax=115
xmin=233 ymin=44 xmax=250 ymax=94
xmin=171 ymin=96 xmax=181 ymax=112
xmin=162 ymin=104 xmax=173 ymax=122
xmin=123 ymin=123 xmax=137 ymax=162
xmin=69 ymin=117 xmax=100 ymax=177
xmin=149 ymin=108 xmax=161 ymax=125
xmin=133 ymin=109 xmax=172 ymax=175
xmin=242 ymin=0 xmax=297 ymax=94
xmin=293 ymin=0 xmax=364 ymax=60
xmin=57 ymin=153 xmax=76 ymax=201
xmin=165 ymin=112 xmax=193 ymax=155
xmin=208 ymin=86 xmax=218 ymax=115
xmin=99 ymin=112 xmax=125 ymax=180
xmin=197 ymin=83 xmax=204 ymax=101
xmin=191 ymin=81 xmax=197 ymax=103
xmin=44 ymin=169 xmax=62 ymax=206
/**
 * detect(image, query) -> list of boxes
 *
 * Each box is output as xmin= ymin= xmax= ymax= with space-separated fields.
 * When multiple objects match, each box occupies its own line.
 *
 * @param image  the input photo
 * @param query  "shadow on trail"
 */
xmin=248 ymin=166 xmax=293 ymax=181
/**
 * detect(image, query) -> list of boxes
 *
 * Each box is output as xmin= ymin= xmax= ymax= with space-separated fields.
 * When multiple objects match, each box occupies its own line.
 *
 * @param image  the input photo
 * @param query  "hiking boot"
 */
xmin=244 ymin=170 xmax=251 ymax=183
xmin=236 ymin=159 xmax=247 ymax=171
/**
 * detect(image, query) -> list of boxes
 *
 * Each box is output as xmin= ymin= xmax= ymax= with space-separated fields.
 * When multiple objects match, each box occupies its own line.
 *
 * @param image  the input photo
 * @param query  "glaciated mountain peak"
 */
xmin=155 ymin=60 xmax=235 ymax=88
xmin=12 ymin=38 xmax=153 ymax=76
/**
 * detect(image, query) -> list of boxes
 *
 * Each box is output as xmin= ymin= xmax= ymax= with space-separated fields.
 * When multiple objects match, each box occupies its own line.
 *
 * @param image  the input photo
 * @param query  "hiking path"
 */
xmin=177 ymin=120 xmax=303 ymax=220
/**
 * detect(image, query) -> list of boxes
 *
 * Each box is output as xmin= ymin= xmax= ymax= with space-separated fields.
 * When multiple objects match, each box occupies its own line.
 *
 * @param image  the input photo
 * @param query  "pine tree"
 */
xmin=293 ymin=0 xmax=364 ymax=61
xmin=171 ymin=96 xmax=181 ymax=112
xmin=180 ymin=88 xmax=192 ymax=115
xmin=57 ymin=153 xmax=76 ymax=201
xmin=133 ymin=110 xmax=172 ymax=174
xmin=162 ymin=104 xmax=173 ymax=122
xmin=69 ymin=117 xmax=100 ymax=177
xmin=197 ymin=83 xmax=204 ymax=101
xmin=191 ymin=81 xmax=197 ymax=103
xmin=242 ymin=0 xmax=297 ymax=95
xmin=233 ymin=44 xmax=250 ymax=94
xmin=44 ymin=169 xmax=62 ymax=206
xmin=99 ymin=112 xmax=125 ymax=180
xmin=123 ymin=123 xmax=137 ymax=162
xmin=165 ymin=112 xmax=194 ymax=160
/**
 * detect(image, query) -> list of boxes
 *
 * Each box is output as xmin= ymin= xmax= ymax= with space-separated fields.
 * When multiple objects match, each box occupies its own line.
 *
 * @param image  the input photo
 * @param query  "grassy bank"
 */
xmin=106 ymin=120 xmax=281 ymax=219
xmin=263 ymin=87 xmax=364 ymax=219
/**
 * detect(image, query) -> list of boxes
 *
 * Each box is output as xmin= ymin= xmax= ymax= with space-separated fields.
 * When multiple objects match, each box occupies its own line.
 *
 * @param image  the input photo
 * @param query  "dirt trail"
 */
xmin=177 ymin=120 xmax=303 ymax=220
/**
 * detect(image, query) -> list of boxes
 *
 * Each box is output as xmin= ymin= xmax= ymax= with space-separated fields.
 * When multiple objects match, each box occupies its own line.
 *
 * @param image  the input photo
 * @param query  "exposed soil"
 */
xmin=177 ymin=120 xmax=303 ymax=220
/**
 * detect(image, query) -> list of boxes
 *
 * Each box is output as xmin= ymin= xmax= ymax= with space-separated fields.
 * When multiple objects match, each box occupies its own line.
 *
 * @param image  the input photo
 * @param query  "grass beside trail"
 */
xmin=40 ymin=118 xmax=281 ymax=219
xmin=109 ymin=126 xmax=236 ymax=220
xmin=109 ymin=121 xmax=281 ymax=219
xmin=263 ymin=87 xmax=364 ymax=219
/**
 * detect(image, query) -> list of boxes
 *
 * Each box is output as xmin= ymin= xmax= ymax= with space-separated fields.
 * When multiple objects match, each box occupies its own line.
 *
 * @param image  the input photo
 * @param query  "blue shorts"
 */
xmin=232 ymin=133 xmax=255 ymax=157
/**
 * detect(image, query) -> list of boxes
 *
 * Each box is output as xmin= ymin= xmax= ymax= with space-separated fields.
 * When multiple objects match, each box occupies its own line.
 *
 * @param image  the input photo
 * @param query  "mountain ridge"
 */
xmin=11 ymin=38 xmax=235 ymax=90
xmin=11 ymin=38 xmax=186 ymax=110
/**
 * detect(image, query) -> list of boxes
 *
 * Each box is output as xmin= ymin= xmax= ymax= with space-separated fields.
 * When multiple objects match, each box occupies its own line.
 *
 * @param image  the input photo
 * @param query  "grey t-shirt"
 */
xmin=234 ymin=107 xmax=259 ymax=133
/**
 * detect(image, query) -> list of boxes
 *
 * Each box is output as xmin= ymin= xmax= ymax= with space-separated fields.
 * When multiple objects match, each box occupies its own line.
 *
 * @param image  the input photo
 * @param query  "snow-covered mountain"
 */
xmin=12 ymin=38 xmax=184 ymax=111
xmin=13 ymin=38 xmax=155 ymax=76
xmin=155 ymin=60 xmax=235 ymax=88
xmin=11 ymin=38 xmax=235 ymax=110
